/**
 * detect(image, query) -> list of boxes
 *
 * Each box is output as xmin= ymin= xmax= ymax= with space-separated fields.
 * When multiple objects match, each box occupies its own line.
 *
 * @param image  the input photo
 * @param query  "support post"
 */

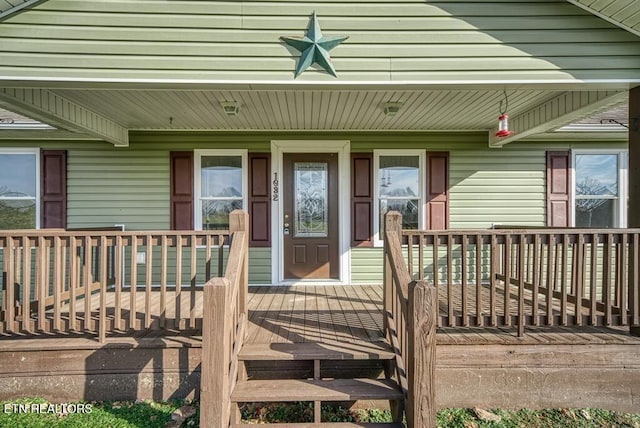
xmin=229 ymin=210 xmax=249 ymax=324
xmin=200 ymin=277 xmax=231 ymax=428
xmin=384 ymin=211 xmax=403 ymax=332
xmin=407 ymin=280 xmax=437 ymax=428
xmin=629 ymin=87 xmax=640 ymax=336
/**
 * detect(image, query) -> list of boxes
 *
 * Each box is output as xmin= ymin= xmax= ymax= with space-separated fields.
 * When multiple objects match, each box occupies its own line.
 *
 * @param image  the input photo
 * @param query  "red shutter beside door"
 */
xmin=40 ymin=150 xmax=67 ymax=229
xmin=351 ymin=153 xmax=373 ymax=246
xmin=547 ymin=151 xmax=571 ymax=227
xmin=248 ymin=153 xmax=271 ymax=247
xmin=170 ymin=151 xmax=194 ymax=230
xmin=426 ymin=152 xmax=449 ymax=230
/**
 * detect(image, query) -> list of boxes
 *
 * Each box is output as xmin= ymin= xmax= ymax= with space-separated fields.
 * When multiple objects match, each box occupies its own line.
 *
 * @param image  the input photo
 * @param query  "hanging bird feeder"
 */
xmin=495 ymin=90 xmax=515 ymax=138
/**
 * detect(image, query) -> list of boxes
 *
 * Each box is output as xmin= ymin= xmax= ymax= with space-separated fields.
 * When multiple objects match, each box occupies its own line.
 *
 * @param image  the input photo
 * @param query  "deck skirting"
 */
xmin=1 ymin=330 xmax=639 ymax=412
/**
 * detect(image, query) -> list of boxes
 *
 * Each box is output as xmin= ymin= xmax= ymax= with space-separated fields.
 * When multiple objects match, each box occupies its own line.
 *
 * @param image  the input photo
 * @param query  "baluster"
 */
xmin=53 ymin=236 xmax=62 ymax=332
xmin=532 ymin=234 xmax=540 ymax=326
xmin=69 ymin=236 xmax=78 ymax=332
xmin=574 ymin=234 xmax=585 ymax=326
xmin=546 ymin=234 xmax=555 ymax=326
xmin=503 ymin=234 xmax=511 ymax=327
xmin=36 ymin=236 xmax=46 ymax=332
xmin=446 ymin=234 xmax=454 ymax=327
xmin=160 ymin=235 xmax=167 ymax=329
xmin=145 ymin=234 xmax=153 ymax=329
xmin=604 ymin=233 xmax=613 ymax=326
xmin=432 ymin=233 xmax=440 ymax=327
xmin=21 ymin=236 xmax=32 ymax=332
xmin=475 ymin=234 xmax=483 ymax=327
xmin=190 ymin=234 xmax=197 ymax=329
xmin=461 ymin=234 xmax=468 ymax=327
xmin=5 ymin=236 xmax=15 ymax=333
xmin=490 ymin=234 xmax=497 ymax=327
xmin=99 ymin=236 xmax=108 ymax=342
xmin=619 ymin=233 xmax=628 ymax=326
xmin=590 ymin=233 xmax=599 ymax=326
xmin=175 ymin=234 xmax=183 ymax=329
xmin=115 ymin=235 xmax=123 ymax=331
xmin=517 ymin=234 xmax=525 ymax=337
xmin=560 ymin=234 xmax=568 ymax=326
xmin=129 ymin=235 xmax=138 ymax=330
xmin=84 ymin=235 xmax=93 ymax=332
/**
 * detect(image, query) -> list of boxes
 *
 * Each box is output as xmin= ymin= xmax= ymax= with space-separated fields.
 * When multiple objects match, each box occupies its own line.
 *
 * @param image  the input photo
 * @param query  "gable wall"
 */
xmin=1 ymin=0 xmax=640 ymax=82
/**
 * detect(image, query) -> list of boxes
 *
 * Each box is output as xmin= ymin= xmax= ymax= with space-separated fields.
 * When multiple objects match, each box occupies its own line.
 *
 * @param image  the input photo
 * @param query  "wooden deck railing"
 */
xmin=383 ymin=211 xmax=437 ymax=428
xmin=403 ymin=228 xmax=640 ymax=336
xmin=200 ymin=210 xmax=249 ymax=428
xmin=0 ymin=226 xmax=232 ymax=339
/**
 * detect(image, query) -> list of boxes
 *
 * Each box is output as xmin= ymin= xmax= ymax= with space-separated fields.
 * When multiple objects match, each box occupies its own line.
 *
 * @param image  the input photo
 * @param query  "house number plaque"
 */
xmin=272 ymin=172 xmax=279 ymax=201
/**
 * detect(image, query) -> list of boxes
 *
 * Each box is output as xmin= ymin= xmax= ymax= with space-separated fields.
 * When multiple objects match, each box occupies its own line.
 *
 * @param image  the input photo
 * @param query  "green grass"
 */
xmin=0 ymin=398 xmax=197 ymax=428
xmin=1 ymin=399 xmax=640 ymax=427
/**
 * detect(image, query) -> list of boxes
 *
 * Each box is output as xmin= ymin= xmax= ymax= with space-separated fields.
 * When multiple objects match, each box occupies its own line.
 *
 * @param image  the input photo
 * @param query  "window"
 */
xmin=195 ymin=150 xmax=247 ymax=230
xmin=573 ymin=150 xmax=627 ymax=228
xmin=0 ymin=149 xmax=39 ymax=229
xmin=374 ymin=151 xmax=425 ymax=244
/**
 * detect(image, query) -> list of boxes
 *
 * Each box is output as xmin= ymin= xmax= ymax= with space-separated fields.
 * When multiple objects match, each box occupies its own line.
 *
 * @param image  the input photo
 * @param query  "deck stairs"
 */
xmin=231 ymin=338 xmax=405 ymax=426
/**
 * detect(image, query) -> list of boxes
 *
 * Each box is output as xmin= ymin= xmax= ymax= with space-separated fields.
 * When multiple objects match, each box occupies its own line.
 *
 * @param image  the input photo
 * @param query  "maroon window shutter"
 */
xmin=547 ymin=151 xmax=571 ymax=227
xmin=351 ymin=153 xmax=373 ymax=246
xmin=248 ymin=153 xmax=271 ymax=247
xmin=170 ymin=151 xmax=194 ymax=230
xmin=426 ymin=152 xmax=449 ymax=230
xmin=40 ymin=150 xmax=67 ymax=229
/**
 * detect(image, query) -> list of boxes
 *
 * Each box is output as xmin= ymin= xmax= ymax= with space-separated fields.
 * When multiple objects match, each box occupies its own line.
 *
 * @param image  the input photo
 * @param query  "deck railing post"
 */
xmin=201 ymin=277 xmax=231 ymax=427
xmin=229 ymin=210 xmax=249 ymax=323
xmin=407 ymin=279 xmax=437 ymax=428
xmin=630 ymin=233 xmax=640 ymax=336
xmin=384 ymin=211 xmax=403 ymax=331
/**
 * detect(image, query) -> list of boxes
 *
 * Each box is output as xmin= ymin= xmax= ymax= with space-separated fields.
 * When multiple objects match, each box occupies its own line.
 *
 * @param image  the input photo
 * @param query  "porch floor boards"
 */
xmin=1 ymin=284 xmax=637 ymax=347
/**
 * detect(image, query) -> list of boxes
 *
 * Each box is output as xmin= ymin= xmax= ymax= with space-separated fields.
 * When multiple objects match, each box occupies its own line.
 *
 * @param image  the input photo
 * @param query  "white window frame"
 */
xmin=0 ymin=148 xmax=40 ymax=229
xmin=571 ymin=149 xmax=628 ymax=228
xmin=373 ymin=150 xmax=426 ymax=246
xmin=194 ymin=149 xmax=248 ymax=231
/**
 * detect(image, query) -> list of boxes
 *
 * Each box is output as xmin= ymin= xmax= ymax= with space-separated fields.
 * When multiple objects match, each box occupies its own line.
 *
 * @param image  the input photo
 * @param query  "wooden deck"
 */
xmin=1 ymin=284 xmax=636 ymax=346
xmin=1 ymin=285 xmax=639 ymax=413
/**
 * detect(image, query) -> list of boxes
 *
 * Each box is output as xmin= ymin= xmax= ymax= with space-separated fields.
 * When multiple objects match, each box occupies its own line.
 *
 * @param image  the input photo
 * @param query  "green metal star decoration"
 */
xmin=281 ymin=12 xmax=348 ymax=78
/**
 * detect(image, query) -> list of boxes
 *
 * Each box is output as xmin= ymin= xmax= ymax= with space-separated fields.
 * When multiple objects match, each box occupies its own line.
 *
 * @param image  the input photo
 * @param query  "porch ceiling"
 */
xmin=40 ymin=87 xmax=622 ymax=134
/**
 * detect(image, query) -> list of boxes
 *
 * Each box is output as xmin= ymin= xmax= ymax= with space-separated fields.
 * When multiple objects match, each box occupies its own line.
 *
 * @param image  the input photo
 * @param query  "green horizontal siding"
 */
xmin=67 ymin=148 xmax=169 ymax=230
xmin=351 ymin=247 xmax=383 ymax=284
xmin=0 ymin=0 xmax=639 ymax=82
xmin=248 ymin=247 xmax=271 ymax=284
xmin=449 ymin=148 xmax=546 ymax=228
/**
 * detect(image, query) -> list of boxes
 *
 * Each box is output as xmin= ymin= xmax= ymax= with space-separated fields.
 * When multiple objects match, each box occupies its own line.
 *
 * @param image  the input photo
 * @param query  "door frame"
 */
xmin=271 ymin=140 xmax=351 ymax=285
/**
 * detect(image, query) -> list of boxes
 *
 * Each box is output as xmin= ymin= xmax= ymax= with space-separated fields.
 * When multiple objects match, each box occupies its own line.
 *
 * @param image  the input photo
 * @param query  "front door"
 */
xmin=282 ymin=153 xmax=339 ymax=279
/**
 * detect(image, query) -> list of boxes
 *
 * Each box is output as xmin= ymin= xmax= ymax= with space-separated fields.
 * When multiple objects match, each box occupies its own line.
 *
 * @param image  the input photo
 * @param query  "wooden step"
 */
xmin=234 ymin=424 xmax=403 ymax=427
xmin=232 ymin=378 xmax=403 ymax=403
xmin=239 ymin=341 xmax=395 ymax=361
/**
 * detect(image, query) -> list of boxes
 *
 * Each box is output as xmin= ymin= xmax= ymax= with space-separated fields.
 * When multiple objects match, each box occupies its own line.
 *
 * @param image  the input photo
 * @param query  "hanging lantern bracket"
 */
xmin=499 ymin=90 xmax=509 ymax=115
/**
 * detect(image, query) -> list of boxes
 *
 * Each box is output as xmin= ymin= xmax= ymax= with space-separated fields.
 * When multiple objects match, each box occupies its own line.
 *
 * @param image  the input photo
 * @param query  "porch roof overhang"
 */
xmin=0 ymin=82 xmax=633 ymax=147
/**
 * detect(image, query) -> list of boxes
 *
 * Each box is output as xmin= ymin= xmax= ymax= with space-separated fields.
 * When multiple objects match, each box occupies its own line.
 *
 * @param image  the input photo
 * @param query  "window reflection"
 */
xmin=0 ymin=153 xmax=37 ymax=229
xmin=200 ymin=155 xmax=243 ymax=230
xmin=574 ymin=154 xmax=620 ymax=228
xmin=378 ymin=155 xmax=421 ymax=232
xmin=294 ymin=162 xmax=328 ymax=237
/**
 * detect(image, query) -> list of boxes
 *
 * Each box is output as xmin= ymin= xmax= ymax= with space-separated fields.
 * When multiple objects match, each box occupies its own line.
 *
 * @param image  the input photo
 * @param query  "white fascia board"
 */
xmin=565 ymin=0 xmax=640 ymax=39
xmin=0 ymin=88 xmax=129 ymax=146
xmin=489 ymin=91 xmax=628 ymax=147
